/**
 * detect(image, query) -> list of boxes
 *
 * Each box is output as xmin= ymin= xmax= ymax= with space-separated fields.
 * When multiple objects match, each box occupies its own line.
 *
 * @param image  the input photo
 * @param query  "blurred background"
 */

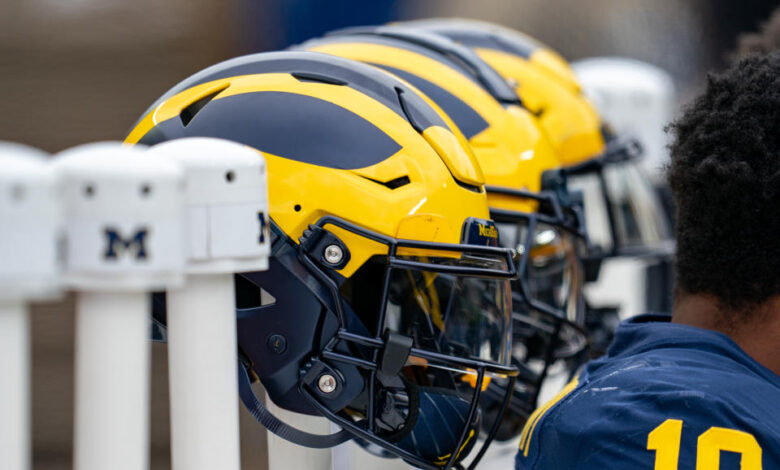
xmin=1 ymin=0 xmax=777 ymax=468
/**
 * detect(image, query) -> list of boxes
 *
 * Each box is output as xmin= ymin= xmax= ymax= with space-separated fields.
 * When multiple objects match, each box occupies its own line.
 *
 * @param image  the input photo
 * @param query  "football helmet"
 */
xmin=395 ymin=18 xmax=606 ymax=166
xmin=299 ymin=27 xmax=590 ymax=441
xmin=390 ymin=19 xmax=671 ymax=418
xmin=126 ymin=51 xmax=519 ymax=469
xmin=395 ymin=19 xmax=667 ymax=256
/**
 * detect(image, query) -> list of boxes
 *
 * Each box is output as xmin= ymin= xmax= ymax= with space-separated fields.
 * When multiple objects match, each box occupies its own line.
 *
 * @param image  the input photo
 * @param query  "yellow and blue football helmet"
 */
xmin=298 ymin=27 xmax=591 ymax=441
xmin=126 ymin=51 xmax=520 ymax=470
xmin=396 ymin=19 xmax=669 ymax=259
xmin=393 ymin=22 xmax=676 ymax=404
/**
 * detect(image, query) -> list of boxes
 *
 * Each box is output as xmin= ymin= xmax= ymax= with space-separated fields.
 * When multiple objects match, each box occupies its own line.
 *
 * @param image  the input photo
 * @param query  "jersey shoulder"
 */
xmin=516 ymin=349 xmax=780 ymax=470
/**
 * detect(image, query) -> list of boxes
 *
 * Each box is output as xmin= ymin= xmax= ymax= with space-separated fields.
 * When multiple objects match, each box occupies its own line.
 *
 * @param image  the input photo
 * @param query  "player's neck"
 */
xmin=672 ymin=293 xmax=780 ymax=377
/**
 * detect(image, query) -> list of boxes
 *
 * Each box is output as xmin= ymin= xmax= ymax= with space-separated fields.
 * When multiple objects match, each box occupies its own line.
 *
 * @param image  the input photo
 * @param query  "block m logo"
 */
xmin=103 ymin=227 xmax=149 ymax=260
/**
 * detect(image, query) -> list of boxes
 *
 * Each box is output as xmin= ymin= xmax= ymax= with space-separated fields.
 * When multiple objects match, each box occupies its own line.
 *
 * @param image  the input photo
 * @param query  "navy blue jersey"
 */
xmin=516 ymin=314 xmax=780 ymax=470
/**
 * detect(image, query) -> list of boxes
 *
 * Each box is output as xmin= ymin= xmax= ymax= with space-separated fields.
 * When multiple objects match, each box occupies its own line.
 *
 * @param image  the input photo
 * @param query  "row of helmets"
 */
xmin=9 ymin=18 xmax=672 ymax=470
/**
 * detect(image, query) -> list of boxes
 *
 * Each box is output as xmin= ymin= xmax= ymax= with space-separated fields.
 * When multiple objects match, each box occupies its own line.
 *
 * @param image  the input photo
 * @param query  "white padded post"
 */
xmin=146 ymin=137 xmax=270 ymax=470
xmin=55 ymin=142 xmax=186 ymax=470
xmin=0 ymin=142 xmax=61 ymax=470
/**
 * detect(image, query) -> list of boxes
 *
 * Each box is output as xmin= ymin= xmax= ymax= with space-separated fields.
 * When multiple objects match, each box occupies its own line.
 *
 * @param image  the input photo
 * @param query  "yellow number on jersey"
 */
xmin=647 ymin=419 xmax=683 ymax=470
xmin=647 ymin=420 xmax=762 ymax=469
xmin=697 ymin=427 xmax=762 ymax=470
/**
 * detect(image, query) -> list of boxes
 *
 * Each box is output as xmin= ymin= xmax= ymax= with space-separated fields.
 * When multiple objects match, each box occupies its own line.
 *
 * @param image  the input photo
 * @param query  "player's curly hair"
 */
xmin=666 ymin=52 xmax=780 ymax=314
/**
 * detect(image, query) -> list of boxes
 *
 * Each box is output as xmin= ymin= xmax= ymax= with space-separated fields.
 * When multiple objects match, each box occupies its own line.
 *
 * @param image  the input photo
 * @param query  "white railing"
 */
xmin=0 ymin=138 xmax=269 ymax=470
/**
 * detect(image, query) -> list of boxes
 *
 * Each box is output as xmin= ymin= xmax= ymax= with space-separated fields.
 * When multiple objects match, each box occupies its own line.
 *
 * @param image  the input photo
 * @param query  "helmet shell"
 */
xmin=300 ymin=33 xmax=559 ymax=214
xmin=127 ymin=51 xmax=492 ymax=277
xmin=396 ymin=18 xmax=608 ymax=167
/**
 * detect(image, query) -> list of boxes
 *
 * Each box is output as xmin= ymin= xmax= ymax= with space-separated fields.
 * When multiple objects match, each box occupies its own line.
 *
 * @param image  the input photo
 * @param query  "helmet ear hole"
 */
xmin=294 ymin=204 xmax=302 ymax=212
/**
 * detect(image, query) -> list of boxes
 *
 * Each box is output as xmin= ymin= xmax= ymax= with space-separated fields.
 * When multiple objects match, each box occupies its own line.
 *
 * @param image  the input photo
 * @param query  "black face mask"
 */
xmin=479 ymin=187 xmax=591 ymax=441
xmin=235 ymin=217 xmax=519 ymax=470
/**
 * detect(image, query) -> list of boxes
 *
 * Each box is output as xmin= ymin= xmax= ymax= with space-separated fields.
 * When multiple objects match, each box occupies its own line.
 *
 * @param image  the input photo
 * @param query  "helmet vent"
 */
xmin=395 ymin=87 xmax=424 ymax=133
xmin=455 ymin=179 xmax=482 ymax=193
xmin=359 ymin=175 xmax=410 ymax=190
xmin=291 ymin=72 xmax=347 ymax=86
xmin=383 ymin=175 xmax=410 ymax=189
xmin=179 ymin=85 xmax=229 ymax=126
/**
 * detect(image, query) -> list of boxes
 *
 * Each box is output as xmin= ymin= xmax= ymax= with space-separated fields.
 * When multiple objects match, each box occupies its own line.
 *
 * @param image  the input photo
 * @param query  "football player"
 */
xmin=515 ymin=52 xmax=780 ymax=469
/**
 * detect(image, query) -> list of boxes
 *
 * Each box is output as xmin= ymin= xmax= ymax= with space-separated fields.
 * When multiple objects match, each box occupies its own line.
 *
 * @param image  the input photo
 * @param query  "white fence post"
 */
xmin=55 ymin=142 xmax=186 ymax=470
xmin=146 ymin=137 xmax=270 ymax=470
xmin=0 ymin=143 xmax=62 ymax=470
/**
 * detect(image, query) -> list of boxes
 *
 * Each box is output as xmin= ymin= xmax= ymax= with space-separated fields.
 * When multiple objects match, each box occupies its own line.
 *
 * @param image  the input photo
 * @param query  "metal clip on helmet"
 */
xmin=126 ymin=51 xmax=520 ymax=470
xmin=300 ymin=27 xmax=591 ymax=441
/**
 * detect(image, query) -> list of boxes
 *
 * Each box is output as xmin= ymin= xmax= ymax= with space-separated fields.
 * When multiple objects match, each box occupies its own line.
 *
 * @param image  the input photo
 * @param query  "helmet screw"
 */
xmin=267 ymin=334 xmax=287 ymax=355
xmin=318 ymin=374 xmax=337 ymax=394
xmin=323 ymin=244 xmax=343 ymax=265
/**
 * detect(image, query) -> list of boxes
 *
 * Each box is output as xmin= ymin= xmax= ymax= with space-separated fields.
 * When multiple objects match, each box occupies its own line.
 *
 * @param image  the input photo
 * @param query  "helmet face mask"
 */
xmin=481 ymin=187 xmax=590 ymax=440
xmin=601 ymin=160 xmax=671 ymax=250
xmin=238 ymin=215 xmax=518 ymax=469
xmin=565 ymin=134 xmax=671 ymax=257
xmin=349 ymin=253 xmax=514 ymax=366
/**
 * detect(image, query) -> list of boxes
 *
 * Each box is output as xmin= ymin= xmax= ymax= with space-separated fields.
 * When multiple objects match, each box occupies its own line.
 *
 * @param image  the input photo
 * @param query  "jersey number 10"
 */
xmin=647 ymin=419 xmax=762 ymax=469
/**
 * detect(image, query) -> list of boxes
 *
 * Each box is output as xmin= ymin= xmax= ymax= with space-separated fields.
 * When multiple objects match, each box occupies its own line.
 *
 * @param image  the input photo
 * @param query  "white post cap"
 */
xmin=146 ymin=137 xmax=270 ymax=274
xmin=0 ymin=142 xmax=62 ymax=301
xmin=54 ymin=142 xmax=187 ymax=291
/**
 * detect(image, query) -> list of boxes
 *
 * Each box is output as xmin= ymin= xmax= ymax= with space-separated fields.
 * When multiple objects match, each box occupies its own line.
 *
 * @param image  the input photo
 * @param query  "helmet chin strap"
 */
xmin=237 ymin=362 xmax=352 ymax=448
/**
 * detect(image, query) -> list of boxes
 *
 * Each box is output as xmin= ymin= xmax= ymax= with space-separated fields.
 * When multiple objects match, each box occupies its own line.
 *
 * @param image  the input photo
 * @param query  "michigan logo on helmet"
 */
xmin=126 ymin=51 xmax=520 ymax=470
xmin=299 ymin=27 xmax=592 ymax=442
